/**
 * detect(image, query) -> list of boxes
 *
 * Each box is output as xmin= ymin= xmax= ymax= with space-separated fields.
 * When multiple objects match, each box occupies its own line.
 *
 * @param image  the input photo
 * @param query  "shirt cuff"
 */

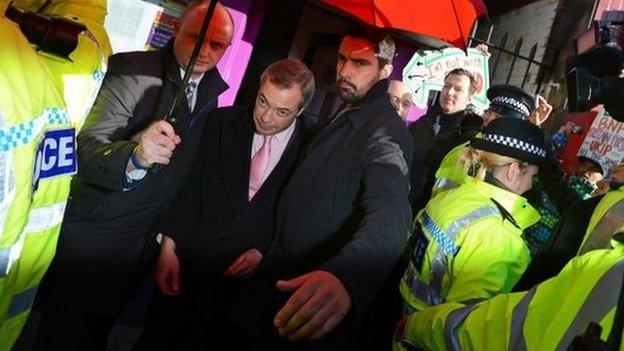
xmin=123 ymin=150 xmax=148 ymax=189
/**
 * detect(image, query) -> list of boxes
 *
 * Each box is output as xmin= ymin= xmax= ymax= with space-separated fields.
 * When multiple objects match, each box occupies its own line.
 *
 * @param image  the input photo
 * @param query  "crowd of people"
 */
xmin=1 ymin=0 xmax=623 ymax=350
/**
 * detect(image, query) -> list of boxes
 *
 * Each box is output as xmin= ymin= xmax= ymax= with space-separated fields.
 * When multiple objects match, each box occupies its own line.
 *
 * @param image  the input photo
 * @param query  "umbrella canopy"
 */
xmin=313 ymin=0 xmax=487 ymax=50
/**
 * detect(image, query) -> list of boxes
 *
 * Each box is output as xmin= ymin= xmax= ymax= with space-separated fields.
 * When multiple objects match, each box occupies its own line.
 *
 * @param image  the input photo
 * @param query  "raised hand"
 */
xmin=134 ymin=120 xmax=181 ymax=167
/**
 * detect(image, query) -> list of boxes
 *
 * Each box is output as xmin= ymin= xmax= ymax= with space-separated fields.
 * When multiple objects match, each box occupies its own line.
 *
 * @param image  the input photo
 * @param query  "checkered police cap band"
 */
xmin=490 ymin=96 xmax=531 ymax=118
xmin=482 ymin=133 xmax=547 ymax=158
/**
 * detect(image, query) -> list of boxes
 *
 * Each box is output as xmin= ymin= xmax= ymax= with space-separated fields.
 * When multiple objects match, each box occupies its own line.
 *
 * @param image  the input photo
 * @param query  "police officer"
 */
xmin=396 ymin=237 xmax=624 ymax=351
xmin=433 ymin=85 xmax=539 ymax=195
xmin=399 ymin=118 xmax=549 ymax=316
xmin=433 ymin=85 xmax=578 ymax=255
xmin=0 ymin=0 xmax=110 ymax=348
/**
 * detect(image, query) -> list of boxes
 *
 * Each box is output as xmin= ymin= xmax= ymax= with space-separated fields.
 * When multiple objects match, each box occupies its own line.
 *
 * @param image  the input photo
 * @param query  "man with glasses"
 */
xmin=226 ymin=32 xmax=413 ymax=350
xmin=133 ymin=59 xmax=315 ymax=350
xmin=388 ymin=79 xmax=415 ymax=121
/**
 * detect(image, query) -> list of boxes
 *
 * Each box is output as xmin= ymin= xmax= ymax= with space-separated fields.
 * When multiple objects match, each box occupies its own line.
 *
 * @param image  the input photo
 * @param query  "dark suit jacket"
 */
xmin=44 ymin=44 xmax=228 ymax=315
xmin=159 ymin=106 xmax=310 ymax=279
xmin=230 ymin=80 xmax=413 ymax=350
xmin=408 ymin=108 xmax=466 ymax=213
xmin=139 ymin=108 xmax=310 ymax=349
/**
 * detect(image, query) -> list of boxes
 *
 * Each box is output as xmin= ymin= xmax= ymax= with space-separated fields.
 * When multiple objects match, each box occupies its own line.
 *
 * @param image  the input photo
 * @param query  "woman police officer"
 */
xmin=398 ymin=117 xmax=550 ymax=325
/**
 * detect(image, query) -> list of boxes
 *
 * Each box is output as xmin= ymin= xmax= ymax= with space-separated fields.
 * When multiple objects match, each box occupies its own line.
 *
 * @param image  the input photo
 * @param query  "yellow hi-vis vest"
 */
xmin=431 ymin=140 xmax=471 ymax=198
xmin=577 ymin=187 xmax=624 ymax=255
xmin=400 ymin=179 xmax=539 ymax=313
xmin=0 ymin=1 xmax=110 ymax=347
xmin=400 ymin=243 xmax=624 ymax=351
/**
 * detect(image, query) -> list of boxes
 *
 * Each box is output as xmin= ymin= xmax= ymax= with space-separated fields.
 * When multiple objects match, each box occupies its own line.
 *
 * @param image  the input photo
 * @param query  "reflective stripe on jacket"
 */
xmin=400 ymin=179 xmax=539 ymax=313
xmin=578 ymin=188 xmax=624 ymax=255
xmin=402 ymin=243 xmax=624 ymax=351
xmin=0 ymin=1 xmax=109 ymax=347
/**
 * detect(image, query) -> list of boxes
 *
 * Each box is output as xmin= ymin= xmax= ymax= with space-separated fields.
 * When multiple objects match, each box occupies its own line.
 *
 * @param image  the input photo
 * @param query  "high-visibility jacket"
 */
xmin=577 ymin=187 xmax=624 ymax=255
xmin=400 ymin=179 xmax=539 ymax=313
xmin=431 ymin=141 xmax=470 ymax=197
xmin=433 ymin=138 xmax=564 ymax=255
xmin=0 ymin=1 xmax=110 ymax=347
xmin=400 ymin=242 xmax=624 ymax=351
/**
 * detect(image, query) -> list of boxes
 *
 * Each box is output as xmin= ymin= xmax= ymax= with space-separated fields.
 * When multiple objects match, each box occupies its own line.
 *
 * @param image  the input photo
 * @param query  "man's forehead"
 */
xmin=390 ymin=82 xmax=411 ymax=95
xmin=185 ymin=6 xmax=233 ymax=37
xmin=259 ymin=82 xmax=301 ymax=108
xmin=445 ymin=73 xmax=470 ymax=85
xmin=339 ymin=37 xmax=377 ymax=57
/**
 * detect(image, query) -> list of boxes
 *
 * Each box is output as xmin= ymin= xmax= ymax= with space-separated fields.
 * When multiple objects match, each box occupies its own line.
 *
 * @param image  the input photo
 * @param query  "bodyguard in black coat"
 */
xmin=228 ymin=34 xmax=413 ymax=350
xmin=34 ymin=3 xmax=234 ymax=350
xmin=133 ymin=59 xmax=316 ymax=350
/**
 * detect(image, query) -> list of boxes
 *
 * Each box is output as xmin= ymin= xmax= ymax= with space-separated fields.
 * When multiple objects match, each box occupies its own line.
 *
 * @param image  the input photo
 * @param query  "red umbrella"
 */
xmin=313 ymin=0 xmax=487 ymax=50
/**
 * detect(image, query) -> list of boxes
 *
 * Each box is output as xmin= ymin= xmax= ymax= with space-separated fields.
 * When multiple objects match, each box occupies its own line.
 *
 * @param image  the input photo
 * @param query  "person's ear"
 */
xmin=506 ymin=162 xmax=521 ymax=183
xmin=380 ymin=64 xmax=393 ymax=80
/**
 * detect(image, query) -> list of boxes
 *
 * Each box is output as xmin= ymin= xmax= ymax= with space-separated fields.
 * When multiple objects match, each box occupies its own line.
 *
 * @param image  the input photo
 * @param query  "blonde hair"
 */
xmin=459 ymin=147 xmax=524 ymax=181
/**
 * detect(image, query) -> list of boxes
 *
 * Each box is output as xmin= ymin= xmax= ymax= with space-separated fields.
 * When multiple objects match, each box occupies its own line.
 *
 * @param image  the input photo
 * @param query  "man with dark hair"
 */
xmin=34 ymin=1 xmax=234 ymax=349
xmin=408 ymin=67 xmax=479 ymax=212
xmin=227 ymin=33 xmax=413 ymax=350
xmin=133 ymin=59 xmax=315 ymax=350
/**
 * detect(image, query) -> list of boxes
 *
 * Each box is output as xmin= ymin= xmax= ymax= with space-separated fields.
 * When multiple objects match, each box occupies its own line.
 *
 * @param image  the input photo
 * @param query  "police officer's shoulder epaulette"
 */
xmin=490 ymin=197 xmax=521 ymax=229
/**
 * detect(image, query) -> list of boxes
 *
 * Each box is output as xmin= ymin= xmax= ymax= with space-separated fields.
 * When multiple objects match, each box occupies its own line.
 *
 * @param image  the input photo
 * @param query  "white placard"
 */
xmin=578 ymin=109 xmax=624 ymax=172
xmin=402 ymin=48 xmax=490 ymax=111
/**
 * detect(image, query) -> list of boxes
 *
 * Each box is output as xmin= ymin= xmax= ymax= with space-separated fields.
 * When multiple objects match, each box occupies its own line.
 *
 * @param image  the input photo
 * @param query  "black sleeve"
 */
xmin=155 ymin=149 xmax=204 ymax=246
xmin=513 ymin=195 xmax=602 ymax=291
xmin=76 ymin=55 xmax=144 ymax=191
xmin=537 ymin=138 xmax=582 ymax=213
xmin=408 ymin=148 xmax=424 ymax=215
xmin=154 ymin=112 xmax=222 ymax=246
xmin=321 ymin=119 xmax=414 ymax=315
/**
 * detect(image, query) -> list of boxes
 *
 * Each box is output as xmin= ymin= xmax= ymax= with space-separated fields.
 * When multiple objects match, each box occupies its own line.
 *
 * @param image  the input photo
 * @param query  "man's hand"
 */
xmin=134 ymin=120 xmax=181 ymax=168
xmin=529 ymin=95 xmax=553 ymax=126
xmin=273 ymin=270 xmax=351 ymax=341
xmin=155 ymin=235 xmax=181 ymax=295
xmin=475 ymin=43 xmax=491 ymax=57
xmin=223 ymin=248 xmax=263 ymax=278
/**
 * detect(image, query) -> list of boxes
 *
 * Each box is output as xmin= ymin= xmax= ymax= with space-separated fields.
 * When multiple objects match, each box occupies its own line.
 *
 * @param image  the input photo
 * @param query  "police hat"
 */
xmin=471 ymin=118 xmax=549 ymax=168
xmin=487 ymin=85 xmax=535 ymax=120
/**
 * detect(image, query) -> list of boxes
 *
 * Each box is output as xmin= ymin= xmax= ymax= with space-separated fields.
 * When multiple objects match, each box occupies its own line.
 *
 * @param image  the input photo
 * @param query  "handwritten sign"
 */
xmin=402 ymin=48 xmax=490 ymax=110
xmin=578 ymin=109 xmax=624 ymax=172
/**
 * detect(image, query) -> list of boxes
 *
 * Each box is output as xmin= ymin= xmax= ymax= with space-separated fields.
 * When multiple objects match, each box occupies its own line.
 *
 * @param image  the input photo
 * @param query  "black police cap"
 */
xmin=487 ymin=85 xmax=535 ymax=120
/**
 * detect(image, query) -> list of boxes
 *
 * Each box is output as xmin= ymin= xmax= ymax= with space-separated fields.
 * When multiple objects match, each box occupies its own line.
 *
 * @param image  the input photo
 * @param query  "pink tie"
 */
xmin=249 ymin=135 xmax=272 ymax=200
